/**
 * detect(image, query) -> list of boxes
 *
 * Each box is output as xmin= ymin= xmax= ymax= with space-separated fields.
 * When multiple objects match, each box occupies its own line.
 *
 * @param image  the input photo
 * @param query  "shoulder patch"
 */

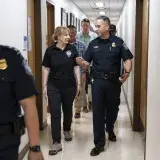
xmin=22 ymin=59 xmax=33 ymax=75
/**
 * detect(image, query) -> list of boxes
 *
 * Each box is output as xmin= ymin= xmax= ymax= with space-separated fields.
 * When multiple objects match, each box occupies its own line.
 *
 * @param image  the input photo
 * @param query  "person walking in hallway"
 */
xmin=77 ymin=18 xmax=97 ymax=112
xmin=78 ymin=16 xmax=133 ymax=156
xmin=42 ymin=26 xmax=81 ymax=156
xmin=67 ymin=25 xmax=87 ymax=119
xmin=0 ymin=45 xmax=44 ymax=160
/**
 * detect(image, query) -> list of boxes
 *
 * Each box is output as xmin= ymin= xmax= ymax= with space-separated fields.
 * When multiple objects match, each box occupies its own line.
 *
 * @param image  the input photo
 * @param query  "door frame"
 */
xmin=133 ymin=0 xmax=149 ymax=138
xmin=34 ymin=0 xmax=43 ymax=130
xmin=27 ymin=0 xmax=43 ymax=130
xmin=46 ymin=1 xmax=55 ymax=47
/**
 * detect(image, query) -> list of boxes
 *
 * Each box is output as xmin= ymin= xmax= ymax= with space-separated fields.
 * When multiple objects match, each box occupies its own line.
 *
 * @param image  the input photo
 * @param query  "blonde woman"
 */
xmin=42 ymin=26 xmax=81 ymax=155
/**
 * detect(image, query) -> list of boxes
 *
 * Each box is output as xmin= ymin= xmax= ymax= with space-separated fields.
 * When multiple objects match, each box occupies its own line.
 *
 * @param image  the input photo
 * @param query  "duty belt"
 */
xmin=91 ymin=70 xmax=119 ymax=80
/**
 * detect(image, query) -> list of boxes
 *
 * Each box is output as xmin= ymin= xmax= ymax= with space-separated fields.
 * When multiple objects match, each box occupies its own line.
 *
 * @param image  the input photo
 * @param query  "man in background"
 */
xmin=68 ymin=25 xmax=87 ymax=119
xmin=77 ymin=18 xmax=97 ymax=112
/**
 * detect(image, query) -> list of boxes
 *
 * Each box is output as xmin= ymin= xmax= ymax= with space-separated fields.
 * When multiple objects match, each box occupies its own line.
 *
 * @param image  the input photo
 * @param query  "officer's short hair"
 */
xmin=110 ymin=24 xmax=116 ymax=31
xmin=67 ymin=25 xmax=77 ymax=31
xmin=96 ymin=16 xmax=111 ymax=26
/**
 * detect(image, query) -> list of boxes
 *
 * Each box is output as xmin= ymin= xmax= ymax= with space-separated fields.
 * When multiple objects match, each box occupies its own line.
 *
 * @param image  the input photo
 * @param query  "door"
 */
xmin=46 ymin=2 xmax=55 ymax=47
xmin=27 ymin=0 xmax=43 ymax=129
xmin=27 ymin=0 xmax=36 ymax=76
xmin=140 ymin=0 xmax=149 ymax=133
xmin=46 ymin=2 xmax=55 ymax=113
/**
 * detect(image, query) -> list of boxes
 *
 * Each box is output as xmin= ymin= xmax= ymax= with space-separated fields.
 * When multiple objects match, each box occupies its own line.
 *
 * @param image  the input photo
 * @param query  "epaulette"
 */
xmin=0 ymin=45 xmax=21 ymax=55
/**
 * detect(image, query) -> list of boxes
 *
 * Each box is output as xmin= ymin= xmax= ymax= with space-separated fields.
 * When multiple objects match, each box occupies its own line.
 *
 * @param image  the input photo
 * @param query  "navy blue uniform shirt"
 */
xmin=0 ymin=45 xmax=38 ymax=125
xmin=42 ymin=43 xmax=79 ymax=88
xmin=84 ymin=35 xmax=133 ymax=75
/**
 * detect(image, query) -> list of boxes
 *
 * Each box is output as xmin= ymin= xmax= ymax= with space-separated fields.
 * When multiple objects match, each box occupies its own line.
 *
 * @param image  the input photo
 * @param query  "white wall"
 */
xmin=145 ymin=0 xmax=160 ymax=159
xmin=0 ymin=0 xmax=28 ymax=59
xmin=47 ymin=0 xmax=87 ymax=27
xmin=0 ymin=0 xmax=28 ymax=153
xmin=117 ymin=0 xmax=136 ymax=119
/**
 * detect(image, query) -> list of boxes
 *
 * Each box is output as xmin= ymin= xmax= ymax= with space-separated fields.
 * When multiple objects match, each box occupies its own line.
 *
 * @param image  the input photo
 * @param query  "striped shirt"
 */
xmin=77 ymin=31 xmax=97 ymax=47
xmin=71 ymin=40 xmax=86 ymax=75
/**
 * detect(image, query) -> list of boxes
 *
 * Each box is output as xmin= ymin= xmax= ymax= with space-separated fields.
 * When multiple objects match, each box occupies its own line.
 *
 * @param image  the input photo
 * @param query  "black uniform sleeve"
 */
xmin=71 ymin=45 xmax=79 ymax=66
xmin=84 ymin=42 xmax=93 ymax=63
xmin=72 ymin=45 xmax=79 ymax=57
xmin=42 ymin=49 xmax=51 ymax=67
xmin=120 ymin=41 xmax=133 ymax=61
xmin=14 ymin=53 xmax=38 ymax=101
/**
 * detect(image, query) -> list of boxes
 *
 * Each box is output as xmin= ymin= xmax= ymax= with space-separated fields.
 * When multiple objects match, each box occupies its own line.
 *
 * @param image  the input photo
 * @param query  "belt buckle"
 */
xmin=103 ymin=74 xmax=108 ymax=80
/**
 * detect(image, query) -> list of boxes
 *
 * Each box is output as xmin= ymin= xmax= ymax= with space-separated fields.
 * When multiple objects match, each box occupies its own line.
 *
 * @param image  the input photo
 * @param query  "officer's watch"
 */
xmin=29 ymin=145 xmax=41 ymax=152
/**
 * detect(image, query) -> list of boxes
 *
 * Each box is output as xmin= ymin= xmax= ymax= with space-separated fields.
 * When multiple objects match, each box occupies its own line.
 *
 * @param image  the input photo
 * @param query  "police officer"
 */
xmin=77 ymin=16 xmax=133 ymax=156
xmin=0 ymin=45 xmax=44 ymax=160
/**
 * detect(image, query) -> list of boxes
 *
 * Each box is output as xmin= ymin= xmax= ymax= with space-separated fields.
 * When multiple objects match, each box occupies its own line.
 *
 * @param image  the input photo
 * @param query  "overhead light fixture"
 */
xmin=95 ymin=2 xmax=104 ymax=8
xmin=99 ymin=11 xmax=105 ymax=15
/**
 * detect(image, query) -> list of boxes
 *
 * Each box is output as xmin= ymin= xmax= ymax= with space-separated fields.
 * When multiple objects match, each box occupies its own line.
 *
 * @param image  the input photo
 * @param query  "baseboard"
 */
xmin=139 ymin=118 xmax=146 ymax=142
xmin=19 ymin=142 xmax=29 ymax=160
xmin=122 ymin=85 xmax=133 ymax=127
xmin=41 ymin=119 xmax=48 ymax=130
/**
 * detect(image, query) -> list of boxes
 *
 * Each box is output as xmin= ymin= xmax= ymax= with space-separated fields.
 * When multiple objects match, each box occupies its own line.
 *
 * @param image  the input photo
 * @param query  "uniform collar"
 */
xmin=98 ymin=34 xmax=114 ymax=42
xmin=51 ymin=42 xmax=71 ymax=51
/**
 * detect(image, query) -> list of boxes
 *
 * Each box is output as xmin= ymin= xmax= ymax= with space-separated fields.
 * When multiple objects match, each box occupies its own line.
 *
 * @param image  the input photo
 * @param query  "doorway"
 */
xmin=27 ymin=0 xmax=43 ymax=129
xmin=46 ymin=1 xmax=55 ymax=113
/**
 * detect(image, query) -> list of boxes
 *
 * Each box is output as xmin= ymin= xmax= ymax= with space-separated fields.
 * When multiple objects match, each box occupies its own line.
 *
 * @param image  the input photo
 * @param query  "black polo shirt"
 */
xmin=84 ymin=34 xmax=133 ymax=75
xmin=42 ymin=43 xmax=79 ymax=88
xmin=0 ymin=45 xmax=38 ymax=125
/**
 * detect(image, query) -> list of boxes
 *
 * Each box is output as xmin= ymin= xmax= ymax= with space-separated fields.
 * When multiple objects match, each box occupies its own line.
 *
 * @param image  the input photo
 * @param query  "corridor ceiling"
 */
xmin=71 ymin=0 xmax=126 ymax=24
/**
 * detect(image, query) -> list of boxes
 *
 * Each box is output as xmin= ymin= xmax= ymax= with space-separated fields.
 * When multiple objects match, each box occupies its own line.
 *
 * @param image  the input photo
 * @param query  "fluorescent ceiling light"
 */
xmin=95 ymin=2 xmax=104 ymax=8
xmin=99 ymin=11 xmax=105 ymax=15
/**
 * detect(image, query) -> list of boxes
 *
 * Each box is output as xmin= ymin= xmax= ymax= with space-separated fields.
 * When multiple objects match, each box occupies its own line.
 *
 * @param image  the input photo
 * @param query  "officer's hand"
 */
xmin=28 ymin=151 xmax=44 ymax=160
xmin=75 ymin=84 xmax=81 ymax=99
xmin=76 ymin=57 xmax=89 ymax=70
xmin=119 ymin=73 xmax=129 ymax=83
xmin=81 ymin=61 xmax=90 ymax=70
xmin=43 ymin=86 xmax=47 ymax=99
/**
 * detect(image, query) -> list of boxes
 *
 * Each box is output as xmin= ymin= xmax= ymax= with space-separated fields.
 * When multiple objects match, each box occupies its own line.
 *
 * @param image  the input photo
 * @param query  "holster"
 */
xmin=13 ymin=115 xmax=26 ymax=136
xmin=91 ymin=70 xmax=121 ymax=85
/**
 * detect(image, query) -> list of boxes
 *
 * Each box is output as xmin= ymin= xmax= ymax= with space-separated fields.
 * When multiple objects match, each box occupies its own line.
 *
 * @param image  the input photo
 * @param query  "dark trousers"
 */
xmin=47 ymin=82 xmax=76 ymax=143
xmin=91 ymin=78 xmax=121 ymax=148
xmin=0 ymin=132 xmax=20 ymax=160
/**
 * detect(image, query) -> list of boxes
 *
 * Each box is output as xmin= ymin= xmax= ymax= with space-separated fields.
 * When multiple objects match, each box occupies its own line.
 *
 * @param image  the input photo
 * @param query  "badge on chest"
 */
xmin=0 ymin=59 xmax=8 ymax=70
xmin=66 ymin=50 xmax=72 ymax=57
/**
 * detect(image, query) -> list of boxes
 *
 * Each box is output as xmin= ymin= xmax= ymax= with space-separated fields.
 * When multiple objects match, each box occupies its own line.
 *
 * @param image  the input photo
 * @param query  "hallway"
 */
xmin=23 ymin=93 xmax=144 ymax=160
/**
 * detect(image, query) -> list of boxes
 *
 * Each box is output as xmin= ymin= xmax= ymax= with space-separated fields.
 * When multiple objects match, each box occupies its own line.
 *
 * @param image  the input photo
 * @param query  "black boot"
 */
xmin=90 ymin=147 xmax=104 ymax=156
xmin=108 ymin=131 xmax=117 ymax=142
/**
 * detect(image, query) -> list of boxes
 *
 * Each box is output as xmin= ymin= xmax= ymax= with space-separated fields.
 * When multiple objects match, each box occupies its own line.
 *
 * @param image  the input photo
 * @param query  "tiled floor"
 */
xmin=23 ymin=94 xmax=145 ymax=160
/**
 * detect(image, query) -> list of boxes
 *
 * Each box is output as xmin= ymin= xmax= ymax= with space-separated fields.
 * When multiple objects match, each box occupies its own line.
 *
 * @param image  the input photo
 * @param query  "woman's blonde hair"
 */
xmin=52 ymin=26 xmax=70 ymax=43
